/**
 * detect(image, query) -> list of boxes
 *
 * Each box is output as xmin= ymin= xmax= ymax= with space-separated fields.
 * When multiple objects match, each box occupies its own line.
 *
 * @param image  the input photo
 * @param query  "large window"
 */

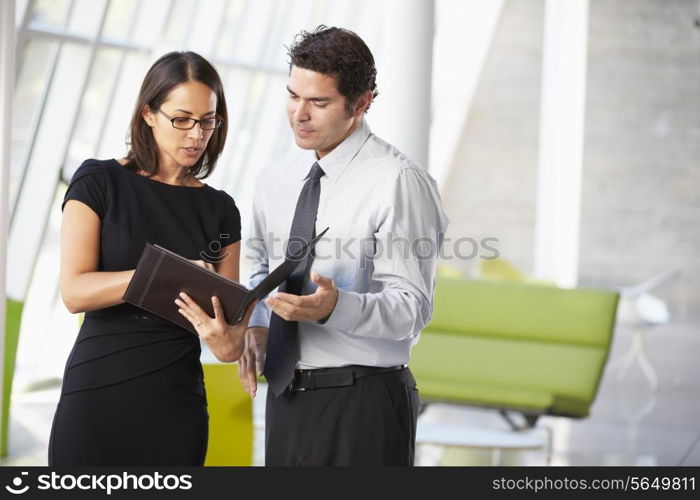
xmin=11 ymin=0 xmax=383 ymax=386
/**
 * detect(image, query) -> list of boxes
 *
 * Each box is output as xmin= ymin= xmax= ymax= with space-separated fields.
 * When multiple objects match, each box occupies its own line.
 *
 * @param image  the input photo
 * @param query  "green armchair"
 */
xmin=410 ymin=278 xmax=619 ymax=426
xmin=202 ymin=363 xmax=253 ymax=465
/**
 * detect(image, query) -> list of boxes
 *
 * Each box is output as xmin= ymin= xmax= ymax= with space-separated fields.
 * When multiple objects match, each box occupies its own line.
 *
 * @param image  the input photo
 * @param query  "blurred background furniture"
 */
xmin=202 ymin=363 xmax=253 ymax=466
xmin=415 ymin=420 xmax=549 ymax=465
xmin=411 ymin=277 xmax=620 ymax=427
xmin=610 ymin=269 xmax=680 ymax=392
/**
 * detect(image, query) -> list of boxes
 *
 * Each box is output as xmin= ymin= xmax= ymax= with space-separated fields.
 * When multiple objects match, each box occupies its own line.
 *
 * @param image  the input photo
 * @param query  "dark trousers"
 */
xmin=265 ymin=367 xmax=419 ymax=466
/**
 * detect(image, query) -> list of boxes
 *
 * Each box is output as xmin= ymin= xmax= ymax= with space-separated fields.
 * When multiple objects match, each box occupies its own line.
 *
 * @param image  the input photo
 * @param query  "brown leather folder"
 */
xmin=123 ymin=228 xmax=328 ymax=334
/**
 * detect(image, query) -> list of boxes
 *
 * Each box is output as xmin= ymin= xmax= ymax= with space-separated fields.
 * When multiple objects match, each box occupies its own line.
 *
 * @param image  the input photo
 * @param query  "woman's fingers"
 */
xmin=178 ymin=292 xmax=211 ymax=326
xmin=191 ymin=259 xmax=215 ymax=272
xmin=211 ymin=296 xmax=225 ymax=322
xmin=176 ymin=303 xmax=199 ymax=331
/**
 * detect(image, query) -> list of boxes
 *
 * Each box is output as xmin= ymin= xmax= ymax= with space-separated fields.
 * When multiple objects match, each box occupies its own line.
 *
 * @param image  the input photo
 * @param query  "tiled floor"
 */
xmin=413 ymin=310 xmax=700 ymax=466
xmin=3 ymin=311 xmax=699 ymax=466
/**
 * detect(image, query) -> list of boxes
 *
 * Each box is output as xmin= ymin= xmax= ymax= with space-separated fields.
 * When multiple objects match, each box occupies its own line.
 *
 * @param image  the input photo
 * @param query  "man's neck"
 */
xmin=315 ymin=117 xmax=363 ymax=159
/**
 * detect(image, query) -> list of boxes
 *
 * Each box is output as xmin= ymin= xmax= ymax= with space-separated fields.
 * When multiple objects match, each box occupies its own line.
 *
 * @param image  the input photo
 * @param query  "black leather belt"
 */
xmin=289 ymin=365 xmax=405 ymax=391
xmin=86 ymin=307 xmax=181 ymax=329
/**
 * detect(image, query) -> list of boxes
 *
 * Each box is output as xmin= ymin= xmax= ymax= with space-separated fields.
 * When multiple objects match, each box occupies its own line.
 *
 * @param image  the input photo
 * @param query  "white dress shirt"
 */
xmin=246 ymin=119 xmax=449 ymax=368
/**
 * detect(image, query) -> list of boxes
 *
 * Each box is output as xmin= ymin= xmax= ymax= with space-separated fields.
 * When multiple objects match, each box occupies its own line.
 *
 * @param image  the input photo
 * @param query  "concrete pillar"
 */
xmin=373 ymin=0 xmax=434 ymax=168
xmin=534 ymin=0 xmax=589 ymax=287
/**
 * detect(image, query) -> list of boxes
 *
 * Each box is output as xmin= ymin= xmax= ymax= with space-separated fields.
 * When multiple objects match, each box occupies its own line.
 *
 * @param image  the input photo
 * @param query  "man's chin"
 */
xmin=294 ymin=137 xmax=317 ymax=150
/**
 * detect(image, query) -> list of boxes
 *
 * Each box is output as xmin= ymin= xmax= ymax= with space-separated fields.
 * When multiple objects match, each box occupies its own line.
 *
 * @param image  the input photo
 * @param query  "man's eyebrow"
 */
xmin=286 ymin=86 xmax=331 ymax=102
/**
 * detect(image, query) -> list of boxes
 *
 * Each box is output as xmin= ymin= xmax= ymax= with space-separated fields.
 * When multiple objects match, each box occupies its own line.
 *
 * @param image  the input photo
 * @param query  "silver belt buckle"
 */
xmin=289 ymin=380 xmax=306 ymax=392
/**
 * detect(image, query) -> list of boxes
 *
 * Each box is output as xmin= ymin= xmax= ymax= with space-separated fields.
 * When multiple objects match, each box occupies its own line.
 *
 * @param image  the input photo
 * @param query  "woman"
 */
xmin=49 ymin=51 xmax=252 ymax=466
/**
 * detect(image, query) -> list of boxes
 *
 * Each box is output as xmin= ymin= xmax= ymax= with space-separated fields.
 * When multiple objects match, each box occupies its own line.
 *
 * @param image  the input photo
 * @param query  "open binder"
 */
xmin=123 ymin=228 xmax=329 ymax=333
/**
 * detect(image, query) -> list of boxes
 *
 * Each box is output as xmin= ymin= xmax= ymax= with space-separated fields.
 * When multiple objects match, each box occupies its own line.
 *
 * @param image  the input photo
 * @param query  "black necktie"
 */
xmin=265 ymin=162 xmax=325 ymax=396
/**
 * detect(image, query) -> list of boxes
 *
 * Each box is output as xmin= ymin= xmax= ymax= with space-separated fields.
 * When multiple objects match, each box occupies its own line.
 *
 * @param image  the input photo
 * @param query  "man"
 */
xmin=238 ymin=26 xmax=448 ymax=466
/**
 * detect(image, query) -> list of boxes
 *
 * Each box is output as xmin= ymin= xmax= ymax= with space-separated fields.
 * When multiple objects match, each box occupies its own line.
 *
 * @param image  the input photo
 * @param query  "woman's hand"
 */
xmin=189 ymin=259 xmax=216 ymax=272
xmin=175 ymin=293 xmax=257 ymax=362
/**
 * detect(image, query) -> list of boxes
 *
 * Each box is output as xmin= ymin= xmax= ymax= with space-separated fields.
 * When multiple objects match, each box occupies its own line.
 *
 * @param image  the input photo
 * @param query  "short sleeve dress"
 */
xmin=48 ymin=158 xmax=241 ymax=466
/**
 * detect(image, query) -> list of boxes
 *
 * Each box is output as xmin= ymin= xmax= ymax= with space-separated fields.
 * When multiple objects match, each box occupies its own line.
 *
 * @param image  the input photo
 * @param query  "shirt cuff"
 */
xmin=248 ymin=300 xmax=271 ymax=329
xmin=321 ymin=289 xmax=362 ymax=333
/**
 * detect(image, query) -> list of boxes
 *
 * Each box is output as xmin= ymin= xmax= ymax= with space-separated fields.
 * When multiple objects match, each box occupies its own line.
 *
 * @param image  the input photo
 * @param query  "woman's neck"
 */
xmin=119 ymin=157 xmax=202 ymax=187
xmin=152 ymin=164 xmax=190 ymax=185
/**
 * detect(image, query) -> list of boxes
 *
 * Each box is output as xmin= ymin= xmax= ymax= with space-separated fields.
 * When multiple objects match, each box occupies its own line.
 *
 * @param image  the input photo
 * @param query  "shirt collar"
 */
xmin=300 ymin=119 xmax=372 ymax=182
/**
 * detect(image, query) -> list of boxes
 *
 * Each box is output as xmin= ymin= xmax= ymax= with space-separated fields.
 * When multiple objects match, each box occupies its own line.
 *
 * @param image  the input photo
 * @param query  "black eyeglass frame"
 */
xmin=157 ymin=108 xmax=224 ymax=130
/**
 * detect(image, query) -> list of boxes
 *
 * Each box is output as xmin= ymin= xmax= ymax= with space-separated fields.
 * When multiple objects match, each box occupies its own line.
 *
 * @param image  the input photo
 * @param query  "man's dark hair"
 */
xmin=287 ymin=25 xmax=379 ymax=115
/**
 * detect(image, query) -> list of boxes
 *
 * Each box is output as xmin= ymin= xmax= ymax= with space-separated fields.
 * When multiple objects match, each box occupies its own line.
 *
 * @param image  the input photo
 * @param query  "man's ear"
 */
xmin=142 ymin=105 xmax=156 ymax=127
xmin=352 ymin=90 xmax=373 ymax=117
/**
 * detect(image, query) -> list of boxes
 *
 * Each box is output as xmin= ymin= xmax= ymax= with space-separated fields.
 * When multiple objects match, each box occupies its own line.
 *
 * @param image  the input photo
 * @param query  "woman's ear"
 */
xmin=142 ymin=105 xmax=156 ymax=127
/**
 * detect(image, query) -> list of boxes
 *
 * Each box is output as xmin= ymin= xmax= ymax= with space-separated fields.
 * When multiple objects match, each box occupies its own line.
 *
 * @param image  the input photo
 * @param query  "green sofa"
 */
xmin=410 ymin=278 xmax=619 ymax=424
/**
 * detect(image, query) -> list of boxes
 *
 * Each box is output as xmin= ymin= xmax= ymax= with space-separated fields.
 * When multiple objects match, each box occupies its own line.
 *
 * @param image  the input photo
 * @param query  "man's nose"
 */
xmin=294 ymin=101 xmax=310 ymax=122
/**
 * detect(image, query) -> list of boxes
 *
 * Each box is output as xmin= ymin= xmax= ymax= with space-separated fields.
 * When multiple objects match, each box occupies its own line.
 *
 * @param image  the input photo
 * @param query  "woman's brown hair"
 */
xmin=125 ymin=51 xmax=228 ymax=179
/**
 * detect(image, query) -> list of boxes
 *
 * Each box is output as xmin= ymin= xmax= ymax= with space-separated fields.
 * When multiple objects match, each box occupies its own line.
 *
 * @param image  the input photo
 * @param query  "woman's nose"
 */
xmin=188 ymin=122 xmax=204 ymax=139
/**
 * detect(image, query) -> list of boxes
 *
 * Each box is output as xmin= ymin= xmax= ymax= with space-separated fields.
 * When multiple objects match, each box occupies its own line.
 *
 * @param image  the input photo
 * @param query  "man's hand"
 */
xmin=265 ymin=271 xmax=338 ymax=322
xmin=238 ymin=327 xmax=268 ymax=397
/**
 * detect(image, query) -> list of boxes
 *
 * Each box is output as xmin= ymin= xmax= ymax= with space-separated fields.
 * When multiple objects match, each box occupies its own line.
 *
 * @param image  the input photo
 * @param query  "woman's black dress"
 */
xmin=48 ymin=158 xmax=241 ymax=466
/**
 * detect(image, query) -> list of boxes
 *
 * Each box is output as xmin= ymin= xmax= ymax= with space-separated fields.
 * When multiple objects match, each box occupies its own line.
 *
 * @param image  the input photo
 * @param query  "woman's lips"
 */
xmin=182 ymin=147 xmax=201 ymax=156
